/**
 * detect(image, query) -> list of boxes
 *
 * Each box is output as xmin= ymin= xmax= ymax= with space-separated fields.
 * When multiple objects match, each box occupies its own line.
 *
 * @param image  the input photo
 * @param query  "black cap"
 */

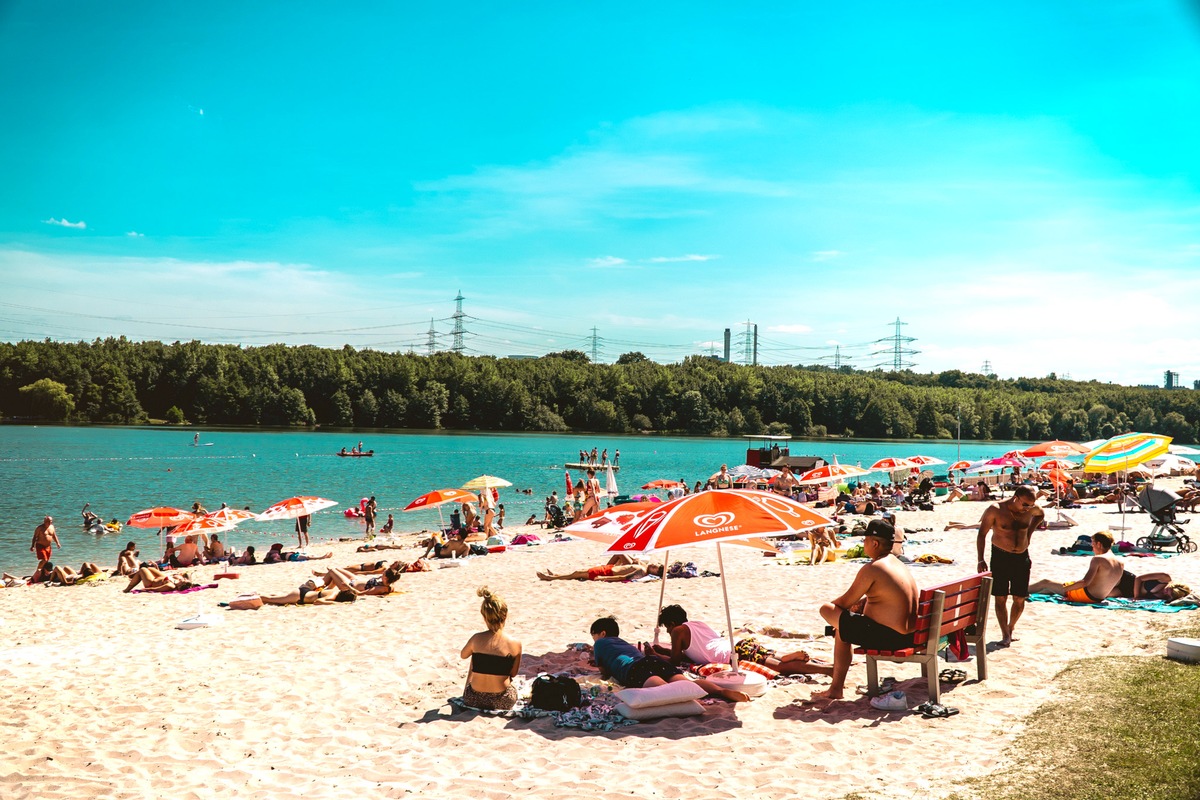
xmin=864 ymin=519 xmax=897 ymax=544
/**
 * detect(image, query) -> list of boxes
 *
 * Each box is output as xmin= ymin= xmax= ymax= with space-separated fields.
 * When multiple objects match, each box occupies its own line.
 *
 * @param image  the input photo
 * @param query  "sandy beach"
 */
xmin=2 ymin=485 xmax=1197 ymax=800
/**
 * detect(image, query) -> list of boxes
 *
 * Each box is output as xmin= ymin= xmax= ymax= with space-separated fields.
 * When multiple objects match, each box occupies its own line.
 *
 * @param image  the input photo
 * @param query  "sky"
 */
xmin=3 ymin=2 xmax=1200 ymax=386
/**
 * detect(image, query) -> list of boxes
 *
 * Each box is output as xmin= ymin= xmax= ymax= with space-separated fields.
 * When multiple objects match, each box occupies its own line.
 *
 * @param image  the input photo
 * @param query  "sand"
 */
xmin=2 ymin=483 xmax=1197 ymax=800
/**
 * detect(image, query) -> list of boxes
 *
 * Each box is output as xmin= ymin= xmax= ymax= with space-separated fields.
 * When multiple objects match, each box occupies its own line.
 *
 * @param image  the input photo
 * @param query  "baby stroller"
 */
xmin=906 ymin=478 xmax=935 ymax=512
xmin=546 ymin=503 xmax=566 ymax=530
xmin=1135 ymin=486 xmax=1198 ymax=553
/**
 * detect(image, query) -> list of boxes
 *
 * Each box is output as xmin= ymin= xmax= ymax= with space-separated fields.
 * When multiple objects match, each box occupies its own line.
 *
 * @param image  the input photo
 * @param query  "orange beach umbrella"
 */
xmin=256 ymin=496 xmax=338 ymax=521
xmin=403 ymin=488 xmax=477 ymax=511
xmin=796 ymin=463 xmax=870 ymax=485
xmin=1021 ymin=439 xmax=1091 ymax=458
xmin=126 ymin=507 xmax=197 ymax=528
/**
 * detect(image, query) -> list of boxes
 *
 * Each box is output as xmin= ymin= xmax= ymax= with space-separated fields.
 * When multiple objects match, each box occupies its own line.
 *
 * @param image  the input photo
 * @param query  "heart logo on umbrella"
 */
xmin=694 ymin=512 xmax=737 ymax=529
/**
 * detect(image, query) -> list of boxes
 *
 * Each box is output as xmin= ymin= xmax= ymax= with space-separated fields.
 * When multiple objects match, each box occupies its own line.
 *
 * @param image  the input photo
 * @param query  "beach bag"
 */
xmin=228 ymin=594 xmax=264 ymax=610
xmin=529 ymin=674 xmax=582 ymax=711
xmin=469 ymin=543 xmax=489 ymax=556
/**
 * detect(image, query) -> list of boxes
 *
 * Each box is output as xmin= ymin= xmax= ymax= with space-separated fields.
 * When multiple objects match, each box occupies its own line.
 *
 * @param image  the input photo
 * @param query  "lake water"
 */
xmin=0 ymin=426 xmax=1018 ymax=574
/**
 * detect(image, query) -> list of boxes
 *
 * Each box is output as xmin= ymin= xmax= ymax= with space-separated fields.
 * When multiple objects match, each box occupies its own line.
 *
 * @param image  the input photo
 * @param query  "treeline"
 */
xmin=2 ymin=338 xmax=1199 ymax=442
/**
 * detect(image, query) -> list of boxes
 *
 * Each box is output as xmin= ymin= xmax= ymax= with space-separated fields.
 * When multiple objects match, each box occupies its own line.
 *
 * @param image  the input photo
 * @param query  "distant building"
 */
xmin=1165 ymin=370 xmax=1181 ymax=389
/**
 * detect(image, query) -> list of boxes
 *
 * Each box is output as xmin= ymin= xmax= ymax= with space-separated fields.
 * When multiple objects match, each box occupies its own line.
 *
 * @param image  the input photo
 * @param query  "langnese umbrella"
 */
xmin=906 ymin=455 xmax=946 ymax=467
xmin=796 ymin=463 xmax=869 ymax=485
xmin=1039 ymin=459 xmax=1078 ymax=471
xmin=606 ymin=489 xmax=835 ymax=676
xmin=203 ymin=508 xmax=257 ymax=526
xmin=642 ymin=479 xmax=684 ymax=490
xmin=947 ymin=460 xmax=973 ymax=473
xmin=868 ymin=457 xmax=920 ymax=473
xmin=1021 ymin=440 xmax=1090 ymax=458
xmin=127 ymin=507 xmax=197 ymax=528
xmin=256 ymin=496 xmax=338 ymax=521
xmin=404 ymin=488 xmax=477 ymax=532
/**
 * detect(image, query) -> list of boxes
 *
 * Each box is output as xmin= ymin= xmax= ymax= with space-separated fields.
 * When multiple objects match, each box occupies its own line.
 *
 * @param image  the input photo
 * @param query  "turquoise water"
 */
xmin=0 ymin=426 xmax=1016 ymax=574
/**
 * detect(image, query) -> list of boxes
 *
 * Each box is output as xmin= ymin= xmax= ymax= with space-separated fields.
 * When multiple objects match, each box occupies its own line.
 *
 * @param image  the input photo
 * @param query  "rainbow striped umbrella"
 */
xmin=1082 ymin=432 xmax=1171 ymax=474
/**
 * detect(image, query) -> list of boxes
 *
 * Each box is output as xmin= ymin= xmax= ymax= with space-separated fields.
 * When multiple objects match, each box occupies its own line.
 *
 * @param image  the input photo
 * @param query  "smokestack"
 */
xmin=723 ymin=328 xmax=731 ymax=362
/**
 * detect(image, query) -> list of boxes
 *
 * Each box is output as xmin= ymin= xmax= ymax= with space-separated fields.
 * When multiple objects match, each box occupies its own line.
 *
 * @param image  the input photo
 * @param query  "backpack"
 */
xmin=529 ymin=674 xmax=582 ymax=711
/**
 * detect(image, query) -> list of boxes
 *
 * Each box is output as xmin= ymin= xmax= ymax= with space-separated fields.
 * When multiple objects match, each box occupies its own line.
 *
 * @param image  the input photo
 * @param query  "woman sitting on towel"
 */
xmin=123 ymin=565 xmax=195 ymax=593
xmin=648 ymin=605 xmax=833 ymax=676
xmin=460 ymin=586 xmax=522 ymax=710
xmin=116 ymin=542 xmax=141 ymax=576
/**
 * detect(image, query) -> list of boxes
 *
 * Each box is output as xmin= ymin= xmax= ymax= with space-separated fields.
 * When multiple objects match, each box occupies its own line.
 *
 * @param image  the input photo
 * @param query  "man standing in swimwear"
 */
xmin=31 ymin=516 xmax=60 ymax=563
xmin=1029 ymin=530 xmax=1124 ymax=603
xmin=814 ymin=520 xmax=919 ymax=701
xmin=364 ymin=496 xmax=377 ymax=538
xmin=977 ymin=485 xmax=1044 ymax=647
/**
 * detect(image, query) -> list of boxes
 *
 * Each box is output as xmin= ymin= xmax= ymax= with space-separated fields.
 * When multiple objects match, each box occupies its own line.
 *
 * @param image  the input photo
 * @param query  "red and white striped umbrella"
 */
xmin=906 ymin=455 xmax=946 ymax=467
xmin=796 ymin=463 xmax=870 ymax=485
xmin=869 ymin=457 xmax=921 ymax=473
xmin=403 ymin=488 xmax=477 ymax=511
xmin=126 ymin=507 xmax=197 ymax=529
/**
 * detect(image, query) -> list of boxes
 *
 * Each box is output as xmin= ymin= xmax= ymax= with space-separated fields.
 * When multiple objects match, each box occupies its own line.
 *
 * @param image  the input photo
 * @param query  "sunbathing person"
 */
xmin=1108 ymin=570 xmax=1191 ymax=601
xmin=946 ymin=512 xmax=1078 ymax=531
xmin=231 ymin=546 xmax=257 ymax=566
xmin=356 ymin=541 xmax=407 ymax=552
xmin=170 ymin=535 xmax=205 ymax=567
xmin=123 ymin=566 xmax=195 ymax=593
xmin=423 ymin=532 xmax=470 ymax=559
xmin=460 ymin=586 xmax=522 ymax=710
xmin=649 ymin=605 xmax=833 ymax=676
xmin=116 ymin=542 xmax=141 ymax=576
xmin=590 ymin=616 xmax=750 ymax=702
xmin=28 ymin=560 xmax=56 ymax=584
xmin=808 ymin=524 xmax=835 ymax=565
xmin=316 ymin=564 xmax=403 ymax=596
xmin=537 ymin=561 xmax=664 ymax=582
xmin=51 ymin=562 xmax=104 ymax=585
xmin=259 ymin=581 xmax=357 ymax=605
xmin=2 ymin=573 xmax=27 ymax=588
xmin=1028 ymin=530 xmax=1124 ymax=603
xmin=205 ymin=535 xmax=228 ymax=562
xmin=322 ymin=559 xmax=396 ymax=575
xmin=814 ymin=520 xmax=919 ymax=701
xmin=379 ymin=514 xmax=395 ymax=535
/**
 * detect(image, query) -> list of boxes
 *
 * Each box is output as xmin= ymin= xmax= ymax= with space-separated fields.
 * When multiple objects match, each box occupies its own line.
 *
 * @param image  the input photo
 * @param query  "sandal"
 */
xmin=939 ymin=668 xmax=967 ymax=683
xmin=915 ymin=701 xmax=960 ymax=719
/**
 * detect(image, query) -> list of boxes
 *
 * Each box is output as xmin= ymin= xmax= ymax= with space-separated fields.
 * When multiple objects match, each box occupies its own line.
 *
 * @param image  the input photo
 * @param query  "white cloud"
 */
xmin=812 ymin=250 xmax=845 ymax=261
xmin=43 ymin=218 xmax=86 ymax=229
xmin=588 ymin=256 xmax=627 ymax=268
xmin=126 ymin=231 xmax=144 ymax=238
xmin=647 ymin=254 xmax=718 ymax=263
xmin=769 ymin=324 xmax=813 ymax=334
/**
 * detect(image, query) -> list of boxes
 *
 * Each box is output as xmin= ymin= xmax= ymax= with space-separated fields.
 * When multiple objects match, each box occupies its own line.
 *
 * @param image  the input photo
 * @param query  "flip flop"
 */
xmin=939 ymin=668 xmax=967 ymax=683
xmin=916 ymin=702 xmax=960 ymax=719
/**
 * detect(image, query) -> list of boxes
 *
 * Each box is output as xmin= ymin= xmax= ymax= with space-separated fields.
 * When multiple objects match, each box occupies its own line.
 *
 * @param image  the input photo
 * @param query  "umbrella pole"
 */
xmin=716 ymin=543 xmax=740 ymax=675
xmin=653 ymin=549 xmax=670 ymax=646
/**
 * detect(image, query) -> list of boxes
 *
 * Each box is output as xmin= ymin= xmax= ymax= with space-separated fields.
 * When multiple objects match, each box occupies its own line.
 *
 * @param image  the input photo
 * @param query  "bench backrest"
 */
xmin=910 ymin=572 xmax=991 ymax=648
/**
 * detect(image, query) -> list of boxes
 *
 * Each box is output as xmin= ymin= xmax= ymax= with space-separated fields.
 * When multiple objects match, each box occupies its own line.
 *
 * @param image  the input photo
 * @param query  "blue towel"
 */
xmin=1027 ymin=593 xmax=1196 ymax=613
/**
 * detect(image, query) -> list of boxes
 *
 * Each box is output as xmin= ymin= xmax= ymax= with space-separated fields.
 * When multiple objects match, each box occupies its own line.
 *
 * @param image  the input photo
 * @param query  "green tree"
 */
xmin=164 ymin=405 xmax=187 ymax=424
xmin=329 ymin=390 xmax=354 ymax=426
xmin=18 ymin=378 xmax=75 ymax=420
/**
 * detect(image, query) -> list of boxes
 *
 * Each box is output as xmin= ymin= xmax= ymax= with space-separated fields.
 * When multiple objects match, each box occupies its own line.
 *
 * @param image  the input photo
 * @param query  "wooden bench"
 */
xmin=853 ymin=572 xmax=992 ymax=703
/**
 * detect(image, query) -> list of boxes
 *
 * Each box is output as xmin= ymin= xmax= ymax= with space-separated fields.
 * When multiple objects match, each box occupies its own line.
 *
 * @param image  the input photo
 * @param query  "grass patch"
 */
xmin=949 ymin=622 xmax=1200 ymax=800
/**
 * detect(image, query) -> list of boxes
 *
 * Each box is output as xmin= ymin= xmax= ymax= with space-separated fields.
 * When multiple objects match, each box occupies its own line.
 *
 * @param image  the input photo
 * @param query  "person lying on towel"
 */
xmin=1028 ymin=530 xmax=1123 ymax=604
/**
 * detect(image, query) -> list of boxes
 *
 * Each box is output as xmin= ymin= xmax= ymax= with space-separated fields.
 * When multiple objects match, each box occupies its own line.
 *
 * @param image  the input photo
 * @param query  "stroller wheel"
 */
xmin=1136 ymin=537 xmax=1152 ymax=550
xmin=1183 ymin=538 xmax=1198 ymax=554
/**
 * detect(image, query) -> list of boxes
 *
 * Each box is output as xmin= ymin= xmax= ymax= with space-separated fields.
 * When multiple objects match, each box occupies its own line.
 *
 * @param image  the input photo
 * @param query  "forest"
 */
xmin=2 ymin=338 xmax=1198 ymax=442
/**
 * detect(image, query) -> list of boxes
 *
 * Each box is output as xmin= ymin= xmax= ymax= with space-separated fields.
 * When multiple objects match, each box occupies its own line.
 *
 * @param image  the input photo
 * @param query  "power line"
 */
xmin=872 ymin=317 xmax=918 ymax=371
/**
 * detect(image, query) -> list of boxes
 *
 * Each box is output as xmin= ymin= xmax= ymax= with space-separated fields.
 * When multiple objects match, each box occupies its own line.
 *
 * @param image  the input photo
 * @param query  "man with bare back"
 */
xmin=813 ymin=520 xmax=919 ymax=701
xmin=977 ymin=485 xmax=1044 ymax=647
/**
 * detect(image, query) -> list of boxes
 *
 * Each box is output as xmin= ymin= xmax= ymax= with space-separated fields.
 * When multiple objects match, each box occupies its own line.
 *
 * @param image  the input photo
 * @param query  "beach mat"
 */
xmin=1027 ymin=593 xmax=1196 ymax=613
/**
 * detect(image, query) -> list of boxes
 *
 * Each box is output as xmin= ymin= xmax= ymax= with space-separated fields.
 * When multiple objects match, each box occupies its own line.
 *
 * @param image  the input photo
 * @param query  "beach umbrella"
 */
xmin=606 ymin=489 xmax=835 ymax=676
xmin=1021 ymin=440 xmax=1090 ymax=458
xmin=605 ymin=464 xmax=619 ymax=498
xmin=172 ymin=515 xmax=244 ymax=536
xmin=796 ymin=463 xmax=870 ymax=485
xmin=564 ymin=470 xmax=574 ymax=497
xmin=1143 ymin=454 xmax=1196 ymax=474
xmin=906 ymin=455 xmax=946 ymax=467
xmin=126 ymin=507 xmax=197 ymax=528
xmin=404 ymin=488 xmax=478 ymax=531
xmin=1168 ymin=444 xmax=1200 ymax=456
xmin=868 ymin=457 xmax=921 ymax=473
xmin=256 ymin=496 xmax=338 ymax=521
xmin=565 ymin=502 xmax=776 ymax=550
xmin=461 ymin=475 xmax=512 ymax=490
xmin=1082 ymin=432 xmax=1171 ymax=474
xmin=203 ymin=508 xmax=257 ymax=525
xmin=1040 ymin=459 xmax=1079 ymax=471
xmin=968 ymin=456 xmax=1026 ymax=472
xmin=728 ymin=465 xmax=780 ymax=480
xmin=642 ymin=479 xmax=684 ymax=490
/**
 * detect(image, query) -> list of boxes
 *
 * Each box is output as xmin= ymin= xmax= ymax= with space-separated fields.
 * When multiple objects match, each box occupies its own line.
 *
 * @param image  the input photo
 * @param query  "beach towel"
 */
xmin=132 ymin=583 xmax=218 ymax=595
xmin=447 ymin=695 xmax=638 ymax=731
xmin=1027 ymin=593 xmax=1197 ymax=613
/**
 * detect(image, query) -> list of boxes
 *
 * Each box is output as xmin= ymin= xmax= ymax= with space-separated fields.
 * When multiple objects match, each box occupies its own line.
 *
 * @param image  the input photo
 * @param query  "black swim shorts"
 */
xmin=990 ymin=545 xmax=1032 ymax=597
xmin=838 ymin=609 xmax=915 ymax=651
xmin=624 ymin=656 xmax=682 ymax=688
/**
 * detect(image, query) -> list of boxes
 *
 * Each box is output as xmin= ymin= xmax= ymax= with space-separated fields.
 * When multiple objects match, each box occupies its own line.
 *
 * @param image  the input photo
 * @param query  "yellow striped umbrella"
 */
xmin=1082 ymin=432 xmax=1171 ymax=474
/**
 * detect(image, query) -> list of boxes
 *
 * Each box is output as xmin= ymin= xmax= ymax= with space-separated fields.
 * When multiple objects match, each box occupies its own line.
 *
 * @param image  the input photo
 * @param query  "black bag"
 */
xmin=469 ymin=543 xmax=489 ymax=556
xmin=529 ymin=674 xmax=582 ymax=711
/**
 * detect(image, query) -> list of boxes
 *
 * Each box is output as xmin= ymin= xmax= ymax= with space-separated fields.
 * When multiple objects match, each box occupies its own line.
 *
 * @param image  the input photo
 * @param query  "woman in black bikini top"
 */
xmin=459 ymin=586 xmax=522 ymax=710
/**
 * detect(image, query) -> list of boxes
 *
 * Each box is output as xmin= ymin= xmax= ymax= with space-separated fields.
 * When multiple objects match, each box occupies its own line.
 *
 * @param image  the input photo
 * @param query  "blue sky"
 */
xmin=3 ymin=2 xmax=1200 ymax=385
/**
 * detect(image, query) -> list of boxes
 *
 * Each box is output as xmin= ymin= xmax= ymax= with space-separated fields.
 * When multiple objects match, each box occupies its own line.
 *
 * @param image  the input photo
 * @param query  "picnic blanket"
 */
xmin=1027 ymin=593 xmax=1197 ymax=613
xmin=447 ymin=693 xmax=638 ymax=731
